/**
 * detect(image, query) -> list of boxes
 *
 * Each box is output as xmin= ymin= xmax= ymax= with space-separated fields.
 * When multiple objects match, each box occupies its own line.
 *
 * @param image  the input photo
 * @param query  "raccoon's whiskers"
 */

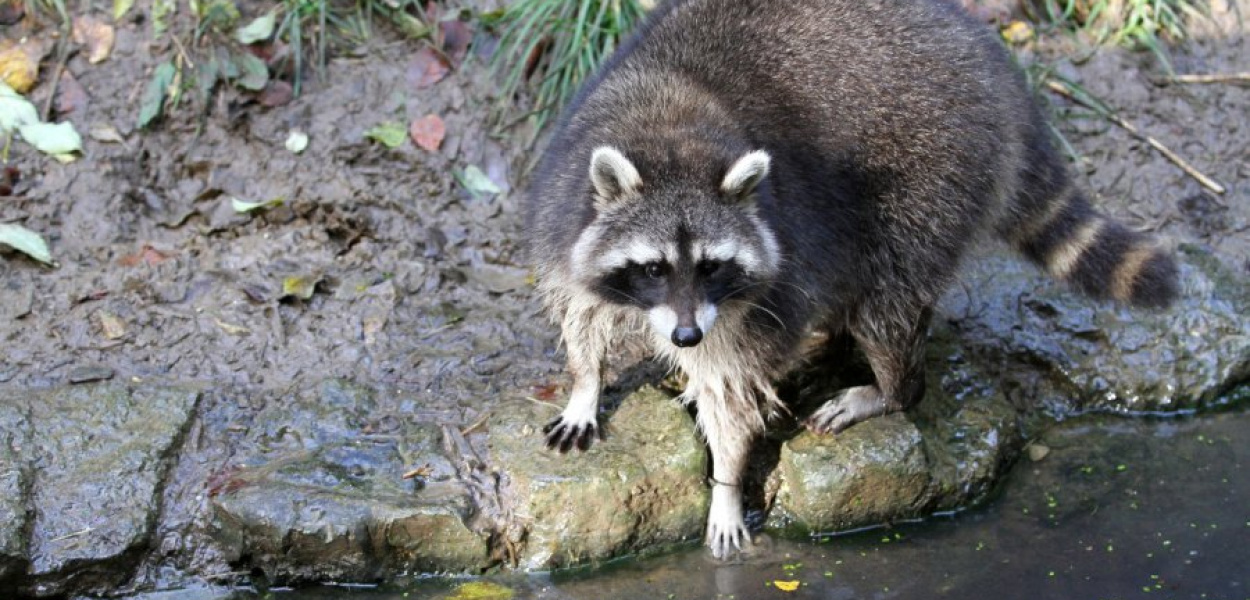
xmin=605 ymin=288 xmax=647 ymax=306
xmin=736 ymin=300 xmax=787 ymax=333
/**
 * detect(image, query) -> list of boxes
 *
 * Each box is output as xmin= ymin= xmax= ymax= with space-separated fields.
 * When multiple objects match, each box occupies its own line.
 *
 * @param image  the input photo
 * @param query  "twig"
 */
xmin=1169 ymin=72 xmax=1250 ymax=84
xmin=41 ymin=41 xmax=74 ymax=122
xmin=460 ymin=411 xmax=491 ymax=436
xmin=50 ymin=527 xmax=93 ymax=542
xmin=401 ymin=464 xmax=432 ymax=480
xmin=1046 ymin=79 xmax=1226 ymax=195
xmin=525 ymin=395 xmax=560 ymax=409
xmin=169 ymin=33 xmax=195 ymax=69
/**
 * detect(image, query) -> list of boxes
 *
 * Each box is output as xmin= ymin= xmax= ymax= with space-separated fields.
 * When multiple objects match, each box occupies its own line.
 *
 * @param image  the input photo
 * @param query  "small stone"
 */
xmin=1028 ymin=443 xmax=1051 ymax=462
xmin=67 ymin=365 xmax=114 ymax=383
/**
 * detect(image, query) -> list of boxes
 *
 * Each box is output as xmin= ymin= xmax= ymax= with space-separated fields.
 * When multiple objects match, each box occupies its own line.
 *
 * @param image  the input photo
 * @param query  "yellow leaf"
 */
xmin=282 ymin=275 xmax=319 ymax=300
xmin=774 ymin=580 xmax=801 ymax=592
xmin=1000 ymin=20 xmax=1034 ymax=44
xmin=0 ymin=40 xmax=40 ymax=94
xmin=444 ymin=581 xmax=514 ymax=600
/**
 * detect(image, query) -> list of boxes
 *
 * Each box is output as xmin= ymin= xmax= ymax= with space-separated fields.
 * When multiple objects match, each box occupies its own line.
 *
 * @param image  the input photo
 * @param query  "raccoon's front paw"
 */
xmin=804 ymin=385 xmax=894 ymax=435
xmin=542 ymin=413 xmax=601 ymax=453
xmin=706 ymin=486 xmax=750 ymax=559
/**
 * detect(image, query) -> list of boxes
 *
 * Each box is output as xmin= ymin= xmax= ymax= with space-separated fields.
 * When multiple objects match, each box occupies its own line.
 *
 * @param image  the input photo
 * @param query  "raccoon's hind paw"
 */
xmin=542 ymin=415 xmax=602 ymax=453
xmin=804 ymin=385 xmax=897 ymax=435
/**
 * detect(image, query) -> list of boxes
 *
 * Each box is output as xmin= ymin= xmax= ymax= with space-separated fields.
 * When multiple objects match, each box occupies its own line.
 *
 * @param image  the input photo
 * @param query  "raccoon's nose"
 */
xmin=671 ymin=327 xmax=703 ymax=348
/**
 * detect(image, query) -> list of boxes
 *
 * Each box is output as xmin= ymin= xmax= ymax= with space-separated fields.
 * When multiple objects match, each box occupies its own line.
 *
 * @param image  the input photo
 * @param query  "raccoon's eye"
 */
xmin=697 ymin=260 xmax=722 ymax=276
xmin=644 ymin=262 xmax=664 ymax=279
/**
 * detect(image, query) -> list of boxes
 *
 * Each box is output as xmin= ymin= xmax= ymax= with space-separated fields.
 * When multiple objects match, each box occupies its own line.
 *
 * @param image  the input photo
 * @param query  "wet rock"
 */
xmin=944 ymin=247 xmax=1250 ymax=414
xmin=66 ymin=364 xmax=115 ymax=383
xmin=0 ymin=398 xmax=31 ymax=588
xmin=912 ymin=339 xmax=1024 ymax=511
xmin=487 ymin=387 xmax=708 ymax=570
xmin=210 ymin=380 xmax=490 ymax=581
xmin=26 ymin=384 xmax=200 ymax=596
xmin=769 ymin=414 xmax=930 ymax=533
xmin=769 ymin=327 xmax=1023 ymax=533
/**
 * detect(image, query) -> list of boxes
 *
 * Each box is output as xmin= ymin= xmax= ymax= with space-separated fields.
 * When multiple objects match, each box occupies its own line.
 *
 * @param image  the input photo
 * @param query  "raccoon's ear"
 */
xmin=589 ymin=146 xmax=643 ymax=208
xmin=721 ymin=150 xmax=771 ymax=203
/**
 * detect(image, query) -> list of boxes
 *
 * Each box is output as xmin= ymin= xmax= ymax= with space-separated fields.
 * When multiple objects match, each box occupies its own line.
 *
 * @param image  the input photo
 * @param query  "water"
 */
xmin=227 ymin=409 xmax=1248 ymax=600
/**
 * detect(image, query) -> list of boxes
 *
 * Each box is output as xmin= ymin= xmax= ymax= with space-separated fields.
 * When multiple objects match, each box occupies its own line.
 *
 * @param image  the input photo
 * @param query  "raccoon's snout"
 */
xmin=671 ymin=327 xmax=703 ymax=348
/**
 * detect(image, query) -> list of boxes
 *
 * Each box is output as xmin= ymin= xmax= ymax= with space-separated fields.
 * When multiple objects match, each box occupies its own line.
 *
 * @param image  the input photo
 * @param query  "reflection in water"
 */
xmin=228 ymin=409 xmax=1247 ymax=600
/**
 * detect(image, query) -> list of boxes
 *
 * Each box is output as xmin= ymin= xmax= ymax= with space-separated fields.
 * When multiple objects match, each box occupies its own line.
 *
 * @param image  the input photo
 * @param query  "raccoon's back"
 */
xmin=616 ymin=0 xmax=1026 ymax=160
xmin=529 ymin=0 xmax=1028 ymax=265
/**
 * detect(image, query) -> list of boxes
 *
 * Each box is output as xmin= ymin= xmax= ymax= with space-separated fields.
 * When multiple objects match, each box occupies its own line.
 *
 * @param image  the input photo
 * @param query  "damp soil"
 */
xmin=0 ymin=3 xmax=565 ymax=412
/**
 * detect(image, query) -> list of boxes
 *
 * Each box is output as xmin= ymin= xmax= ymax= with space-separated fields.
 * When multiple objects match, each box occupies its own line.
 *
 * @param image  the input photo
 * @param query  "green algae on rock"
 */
xmin=771 ymin=413 xmax=931 ymax=533
xmin=769 ymin=331 xmax=1024 ymax=533
xmin=487 ymin=386 xmax=708 ymax=570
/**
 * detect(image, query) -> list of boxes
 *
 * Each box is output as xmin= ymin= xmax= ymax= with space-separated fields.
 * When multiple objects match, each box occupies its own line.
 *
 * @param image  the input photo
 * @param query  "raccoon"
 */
xmin=525 ymin=0 xmax=1178 ymax=558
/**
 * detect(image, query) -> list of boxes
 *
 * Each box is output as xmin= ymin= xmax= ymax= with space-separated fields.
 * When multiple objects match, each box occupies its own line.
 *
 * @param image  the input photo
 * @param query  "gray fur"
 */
xmin=526 ymin=0 xmax=1178 ymax=558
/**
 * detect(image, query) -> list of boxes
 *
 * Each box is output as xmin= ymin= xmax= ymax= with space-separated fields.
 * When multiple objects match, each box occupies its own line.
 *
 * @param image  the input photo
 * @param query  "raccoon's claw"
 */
xmin=542 ymin=416 xmax=601 ymax=453
xmin=706 ymin=521 xmax=750 ymax=559
xmin=804 ymin=385 xmax=895 ymax=435
xmin=706 ymin=485 xmax=750 ymax=559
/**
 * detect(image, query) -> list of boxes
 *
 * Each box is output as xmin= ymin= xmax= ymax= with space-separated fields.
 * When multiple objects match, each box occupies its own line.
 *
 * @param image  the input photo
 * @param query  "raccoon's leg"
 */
xmin=543 ymin=306 xmax=608 ymax=453
xmin=806 ymin=305 xmax=933 ymax=435
xmin=697 ymin=393 xmax=757 ymax=558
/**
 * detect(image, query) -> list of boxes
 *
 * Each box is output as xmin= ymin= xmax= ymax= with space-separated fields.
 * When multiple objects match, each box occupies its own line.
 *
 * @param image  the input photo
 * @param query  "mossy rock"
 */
xmin=487 ymin=386 xmax=708 ymax=570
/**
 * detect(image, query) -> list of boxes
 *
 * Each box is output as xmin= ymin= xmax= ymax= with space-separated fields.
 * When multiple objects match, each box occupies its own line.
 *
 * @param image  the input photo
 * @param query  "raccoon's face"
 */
xmin=571 ymin=146 xmax=780 ymax=348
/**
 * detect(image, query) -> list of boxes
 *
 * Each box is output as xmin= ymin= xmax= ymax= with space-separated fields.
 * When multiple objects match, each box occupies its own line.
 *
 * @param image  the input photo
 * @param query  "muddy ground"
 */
xmin=0 ymin=0 xmax=1247 ymax=596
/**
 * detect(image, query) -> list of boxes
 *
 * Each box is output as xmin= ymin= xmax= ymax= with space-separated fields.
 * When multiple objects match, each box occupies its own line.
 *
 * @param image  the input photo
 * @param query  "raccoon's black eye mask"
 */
xmin=701 ymin=260 xmax=750 ymax=304
xmin=593 ymin=261 xmax=670 ymax=308
xmin=592 ymin=258 xmax=752 ymax=308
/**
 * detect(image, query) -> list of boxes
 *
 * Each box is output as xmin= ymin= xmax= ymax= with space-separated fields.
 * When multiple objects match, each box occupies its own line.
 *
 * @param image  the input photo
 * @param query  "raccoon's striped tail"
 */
xmin=1006 ymin=184 xmax=1179 ymax=309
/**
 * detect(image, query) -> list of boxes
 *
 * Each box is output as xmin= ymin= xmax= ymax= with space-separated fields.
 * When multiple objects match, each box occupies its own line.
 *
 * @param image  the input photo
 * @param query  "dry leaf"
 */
xmin=88 ymin=124 xmax=126 ymax=144
xmin=0 ymin=40 xmax=40 ymax=93
xmin=409 ymin=114 xmax=445 ymax=152
xmin=214 ymin=318 xmax=251 ymax=335
xmin=439 ymin=20 xmax=472 ymax=66
xmin=257 ymin=80 xmax=292 ymax=107
xmin=73 ymin=16 xmax=116 ymax=64
xmin=0 ymin=0 xmax=25 ymax=26
xmin=406 ymin=47 xmax=449 ymax=90
xmin=117 ymin=244 xmax=170 ymax=267
xmin=54 ymin=71 xmax=89 ymax=115
xmin=96 ymin=310 xmax=127 ymax=339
